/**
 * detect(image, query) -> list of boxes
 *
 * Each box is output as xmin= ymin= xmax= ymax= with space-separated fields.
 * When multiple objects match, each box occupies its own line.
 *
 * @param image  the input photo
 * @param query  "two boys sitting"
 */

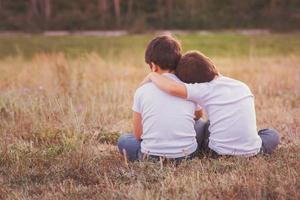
xmin=118 ymin=35 xmax=280 ymax=163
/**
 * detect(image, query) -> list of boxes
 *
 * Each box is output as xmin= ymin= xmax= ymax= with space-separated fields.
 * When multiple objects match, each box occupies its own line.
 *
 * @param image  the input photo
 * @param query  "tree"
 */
xmin=126 ymin=0 xmax=133 ymax=23
xmin=113 ymin=0 xmax=121 ymax=26
xmin=43 ymin=0 xmax=51 ymax=21
xmin=29 ymin=0 xmax=51 ymax=20
xmin=166 ymin=0 xmax=173 ymax=19
xmin=98 ymin=0 xmax=108 ymax=27
xmin=29 ymin=0 xmax=39 ymax=19
xmin=1 ymin=0 xmax=299 ymax=31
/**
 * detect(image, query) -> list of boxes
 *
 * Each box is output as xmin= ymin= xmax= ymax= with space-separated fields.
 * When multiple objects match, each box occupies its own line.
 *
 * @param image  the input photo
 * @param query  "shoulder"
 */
xmin=217 ymin=76 xmax=245 ymax=86
xmin=183 ymin=81 xmax=211 ymax=105
xmin=169 ymin=74 xmax=182 ymax=83
xmin=221 ymin=76 xmax=253 ymax=94
xmin=185 ymin=81 xmax=211 ymax=91
xmin=134 ymin=82 xmax=153 ymax=97
xmin=229 ymin=76 xmax=251 ymax=89
xmin=162 ymin=73 xmax=183 ymax=83
xmin=136 ymin=82 xmax=155 ymax=92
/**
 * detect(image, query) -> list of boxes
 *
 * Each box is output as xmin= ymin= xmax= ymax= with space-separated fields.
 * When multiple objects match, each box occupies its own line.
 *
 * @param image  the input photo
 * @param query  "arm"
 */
xmin=147 ymin=72 xmax=187 ymax=98
xmin=133 ymin=111 xmax=142 ymax=140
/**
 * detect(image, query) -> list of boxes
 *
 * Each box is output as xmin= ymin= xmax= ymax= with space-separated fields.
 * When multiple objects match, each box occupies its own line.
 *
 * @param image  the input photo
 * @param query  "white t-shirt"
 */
xmin=132 ymin=73 xmax=198 ymax=158
xmin=185 ymin=75 xmax=262 ymax=156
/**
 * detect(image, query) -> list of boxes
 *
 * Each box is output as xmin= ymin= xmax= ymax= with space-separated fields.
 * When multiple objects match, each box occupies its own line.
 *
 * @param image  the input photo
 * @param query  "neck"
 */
xmin=157 ymin=69 xmax=175 ymax=74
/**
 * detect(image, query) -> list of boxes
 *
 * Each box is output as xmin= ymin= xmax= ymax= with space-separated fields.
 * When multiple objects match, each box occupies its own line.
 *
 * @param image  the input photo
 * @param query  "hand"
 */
xmin=139 ymin=73 xmax=152 ymax=86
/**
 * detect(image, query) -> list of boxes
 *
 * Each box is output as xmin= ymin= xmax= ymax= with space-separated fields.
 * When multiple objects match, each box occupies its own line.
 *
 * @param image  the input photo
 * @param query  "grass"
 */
xmin=0 ymin=33 xmax=299 ymax=199
xmin=1 ymin=33 xmax=300 ymax=60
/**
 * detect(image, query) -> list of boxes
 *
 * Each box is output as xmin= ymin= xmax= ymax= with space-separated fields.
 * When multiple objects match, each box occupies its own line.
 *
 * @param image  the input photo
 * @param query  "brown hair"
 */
xmin=145 ymin=35 xmax=182 ymax=71
xmin=176 ymin=51 xmax=219 ymax=83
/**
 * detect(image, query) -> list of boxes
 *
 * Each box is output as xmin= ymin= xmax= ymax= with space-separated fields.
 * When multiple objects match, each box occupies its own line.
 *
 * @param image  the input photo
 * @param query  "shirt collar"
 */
xmin=162 ymin=72 xmax=176 ymax=78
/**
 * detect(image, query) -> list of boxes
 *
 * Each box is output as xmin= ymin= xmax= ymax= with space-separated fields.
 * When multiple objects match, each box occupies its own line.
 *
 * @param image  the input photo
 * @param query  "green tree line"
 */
xmin=0 ymin=0 xmax=299 ymax=31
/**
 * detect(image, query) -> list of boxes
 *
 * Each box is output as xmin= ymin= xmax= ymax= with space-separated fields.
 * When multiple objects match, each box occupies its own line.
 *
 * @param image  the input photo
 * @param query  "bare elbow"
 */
xmin=133 ymin=128 xmax=142 ymax=140
xmin=135 ymin=135 xmax=141 ymax=140
xmin=169 ymin=87 xmax=178 ymax=96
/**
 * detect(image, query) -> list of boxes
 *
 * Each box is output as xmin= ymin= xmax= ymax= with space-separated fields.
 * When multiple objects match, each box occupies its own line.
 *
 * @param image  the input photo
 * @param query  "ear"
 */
xmin=150 ymin=62 xmax=158 ymax=72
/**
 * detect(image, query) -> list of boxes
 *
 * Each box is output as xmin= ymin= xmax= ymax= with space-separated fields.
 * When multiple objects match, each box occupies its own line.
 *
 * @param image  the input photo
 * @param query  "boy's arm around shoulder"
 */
xmin=147 ymin=72 xmax=187 ymax=99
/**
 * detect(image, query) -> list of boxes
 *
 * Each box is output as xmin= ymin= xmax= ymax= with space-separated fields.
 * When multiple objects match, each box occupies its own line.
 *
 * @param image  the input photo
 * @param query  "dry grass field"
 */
xmin=0 ymin=34 xmax=299 ymax=199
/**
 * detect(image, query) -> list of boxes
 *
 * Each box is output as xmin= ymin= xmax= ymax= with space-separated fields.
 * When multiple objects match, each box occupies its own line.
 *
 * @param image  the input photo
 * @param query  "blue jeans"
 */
xmin=117 ymin=133 xmax=197 ymax=163
xmin=258 ymin=128 xmax=281 ymax=154
xmin=194 ymin=119 xmax=281 ymax=155
xmin=117 ymin=133 xmax=142 ymax=161
xmin=117 ymin=120 xmax=280 ymax=161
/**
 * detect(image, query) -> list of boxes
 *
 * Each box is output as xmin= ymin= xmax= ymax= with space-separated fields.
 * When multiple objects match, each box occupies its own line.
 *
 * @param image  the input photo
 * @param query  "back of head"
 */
xmin=145 ymin=35 xmax=182 ymax=71
xmin=176 ymin=51 xmax=219 ymax=83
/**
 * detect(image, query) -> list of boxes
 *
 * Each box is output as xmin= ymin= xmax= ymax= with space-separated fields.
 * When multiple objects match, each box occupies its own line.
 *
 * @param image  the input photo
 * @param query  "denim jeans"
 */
xmin=117 ymin=120 xmax=280 ymax=162
xmin=194 ymin=119 xmax=281 ymax=156
xmin=117 ymin=133 xmax=197 ymax=164
xmin=117 ymin=133 xmax=142 ymax=161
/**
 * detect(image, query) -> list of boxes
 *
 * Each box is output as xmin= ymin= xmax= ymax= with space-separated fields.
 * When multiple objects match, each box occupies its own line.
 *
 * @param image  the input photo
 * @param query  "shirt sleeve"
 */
xmin=132 ymin=89 xmax=142 ymax=113
xmin=184 ymin=82 xmax=210 ymax=107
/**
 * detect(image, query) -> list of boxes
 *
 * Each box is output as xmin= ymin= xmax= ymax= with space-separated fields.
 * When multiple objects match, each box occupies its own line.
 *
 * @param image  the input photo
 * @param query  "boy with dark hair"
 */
xmin=175 ymin=51 xmax=218 ymax=83
xmin=118 ymin=36 xmax=203 ymax=163
xmin=143 ymin=51 xmax=280 ymax=156
xmin=145 ymin=35 xmax=181 ymax=71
